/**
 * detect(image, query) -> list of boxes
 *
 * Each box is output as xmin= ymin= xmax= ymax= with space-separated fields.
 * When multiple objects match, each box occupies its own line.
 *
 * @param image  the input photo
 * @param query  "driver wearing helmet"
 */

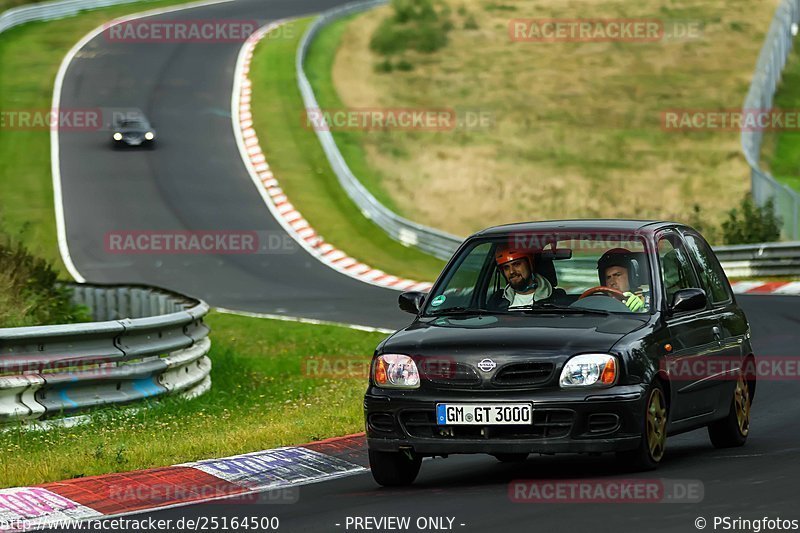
xmin=597 ymin=248 xmax=648 ymax=312
xmin=491 ymin=245 xmax=553 ymax=309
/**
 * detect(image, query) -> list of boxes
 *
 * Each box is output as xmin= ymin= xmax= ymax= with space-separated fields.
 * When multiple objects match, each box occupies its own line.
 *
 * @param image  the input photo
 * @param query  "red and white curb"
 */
xmin=730 ymin=281 xmax=800 ymax=295
xmin=0 ymin=434 xmax=368 ymax=531
xmin=232 ymin=22 xmax=432 ymax=294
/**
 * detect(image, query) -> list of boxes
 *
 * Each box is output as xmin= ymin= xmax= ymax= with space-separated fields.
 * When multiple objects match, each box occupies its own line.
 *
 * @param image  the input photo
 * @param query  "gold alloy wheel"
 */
xmin=734 ymin=372 xmax=751 ymax=436
xmin=646 ymin=387 xmax=667 ymax=462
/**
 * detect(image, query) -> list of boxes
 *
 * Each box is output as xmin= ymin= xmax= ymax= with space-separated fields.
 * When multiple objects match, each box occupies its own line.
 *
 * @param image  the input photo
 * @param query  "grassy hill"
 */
xmin=320 ymin=0 xmax=778 ymax=241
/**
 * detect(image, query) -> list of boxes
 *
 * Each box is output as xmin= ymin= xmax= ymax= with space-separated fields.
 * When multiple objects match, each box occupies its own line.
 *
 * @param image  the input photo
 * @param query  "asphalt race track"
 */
xmin=98 ymin=295 xmax=797 ymax=532
xmin=57 ymin=0 xmax=410 ymax=330
xmin=55 ymin=0 xmax=798 ymax=531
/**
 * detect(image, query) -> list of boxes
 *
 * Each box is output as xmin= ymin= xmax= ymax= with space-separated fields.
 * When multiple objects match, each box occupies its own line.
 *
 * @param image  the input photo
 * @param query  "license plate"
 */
xmin=436 ymin=403 xmax=532 ymax=425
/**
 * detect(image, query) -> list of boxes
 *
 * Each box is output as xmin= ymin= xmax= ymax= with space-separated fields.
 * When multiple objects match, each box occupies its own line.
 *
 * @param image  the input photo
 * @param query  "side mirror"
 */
xmin=670 ymin=288 xmax=707 ymax=313
xmin=399 ymin=291 xmax=426 ymax=315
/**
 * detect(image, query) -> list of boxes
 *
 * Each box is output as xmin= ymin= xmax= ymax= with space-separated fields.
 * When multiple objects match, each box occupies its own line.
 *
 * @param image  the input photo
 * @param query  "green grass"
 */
xmin=764 ymin=48 xmax=800 ymax=193
xmin=323 ymin=0 xmax=772 ymax=240
xmin=249 ymin=18 xmax=445 ymax=282
xmin=0 ymin=311 xmax=387 ymax=488
xmin=0 ymin=0 xmax=198 ymax=276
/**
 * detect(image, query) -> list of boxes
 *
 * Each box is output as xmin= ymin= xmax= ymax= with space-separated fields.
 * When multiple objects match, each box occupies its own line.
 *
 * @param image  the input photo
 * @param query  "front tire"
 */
xmin=369 ymin=449 xmax=422 ymax=487
xmin=708 ymin=370 xmax=751 ymax=448
xmin=616 ymin=380 xmax=668 ymax=471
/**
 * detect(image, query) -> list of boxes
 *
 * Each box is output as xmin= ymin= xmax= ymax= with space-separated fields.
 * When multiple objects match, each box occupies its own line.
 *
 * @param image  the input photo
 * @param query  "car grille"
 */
xmin=400 ymin=408 xmax=574 ymax=440
xmin=421 ymin=362 xmax=481 ymax=388
xmin=492 ymin=362 xmax=555 ymax=387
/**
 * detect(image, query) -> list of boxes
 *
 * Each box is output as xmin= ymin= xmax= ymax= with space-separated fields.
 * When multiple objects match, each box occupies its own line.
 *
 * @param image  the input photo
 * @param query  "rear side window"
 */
xmin=684 ymin=233 xmax=732 ymax=304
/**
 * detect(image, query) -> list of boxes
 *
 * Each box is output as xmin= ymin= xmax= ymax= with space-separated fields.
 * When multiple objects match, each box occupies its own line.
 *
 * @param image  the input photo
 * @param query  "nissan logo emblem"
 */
xmin=477 ymin=358 xmax=497 ymax=372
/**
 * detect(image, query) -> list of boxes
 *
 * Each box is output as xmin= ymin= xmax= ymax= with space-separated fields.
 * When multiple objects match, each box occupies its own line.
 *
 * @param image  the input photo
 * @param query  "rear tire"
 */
xmin=493 ymin=453 xmax=529 ymax=463
xmin=616 ymin=380 xmax=668 ymax=471
xmin=369 ymin=449 xmax=422 ymax=487
xmin=708 ymin=370 xmax=751 ymax=448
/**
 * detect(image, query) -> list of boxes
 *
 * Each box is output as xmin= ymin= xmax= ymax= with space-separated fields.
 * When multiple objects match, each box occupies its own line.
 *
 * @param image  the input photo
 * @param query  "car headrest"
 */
xmin=661 ymin=249 xmax=681 ymax=288
xmin=631 ymin=251 xmax=649 ymax=288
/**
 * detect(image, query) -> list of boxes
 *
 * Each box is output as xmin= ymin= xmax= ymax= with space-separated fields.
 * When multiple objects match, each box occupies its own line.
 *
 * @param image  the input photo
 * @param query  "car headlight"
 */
xmin=144 ymin=131 xmax=155 ymax=140
xmin=559 ymin=354 xmax=618 ymax=388
xmin=372 ymin=354 xmax=420 ymax=389
xmin=113 ymin=132 xmax=123 ymax=141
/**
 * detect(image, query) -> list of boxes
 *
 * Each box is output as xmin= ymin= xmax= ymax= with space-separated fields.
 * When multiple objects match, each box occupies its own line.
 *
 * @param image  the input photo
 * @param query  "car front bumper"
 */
xmin=364 ymin=384 xmax=647 ymax=456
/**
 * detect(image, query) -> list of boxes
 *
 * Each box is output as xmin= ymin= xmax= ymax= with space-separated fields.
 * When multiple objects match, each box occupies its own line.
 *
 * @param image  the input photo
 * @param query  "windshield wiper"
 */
xmin=427 ymin=306 xmax=499 ymax=317
xmin=516 ymin=303 xmax=610 ymax=316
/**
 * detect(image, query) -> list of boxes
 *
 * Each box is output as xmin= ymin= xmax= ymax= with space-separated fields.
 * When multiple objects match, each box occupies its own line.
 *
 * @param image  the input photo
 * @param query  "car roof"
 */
xmin=471 ymin=219 xmax=684 ymax=237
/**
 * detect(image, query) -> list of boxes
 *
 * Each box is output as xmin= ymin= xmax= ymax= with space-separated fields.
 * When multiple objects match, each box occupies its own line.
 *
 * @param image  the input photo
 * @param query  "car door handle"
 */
xmin=712 ymin=326 xmax=722 ymax=339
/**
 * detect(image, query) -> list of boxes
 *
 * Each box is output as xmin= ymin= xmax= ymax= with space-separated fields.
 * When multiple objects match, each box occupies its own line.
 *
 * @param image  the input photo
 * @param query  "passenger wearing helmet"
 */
xmin=597 ymin=248 xmax=648 ymax=312
xmin=491 ymin=245 xmax=553 ymax=309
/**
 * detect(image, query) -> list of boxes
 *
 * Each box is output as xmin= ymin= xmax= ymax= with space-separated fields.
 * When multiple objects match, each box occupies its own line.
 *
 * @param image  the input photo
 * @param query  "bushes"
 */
xmin=0 ymin=230 xmax=90 ymax=327
xmin=682 ymin=196 xmax=782 ymax=245
xmin=369 ymin=0 xmax=452 ymax=58
xmin=721 ymin=195 xmax=782 ymax=244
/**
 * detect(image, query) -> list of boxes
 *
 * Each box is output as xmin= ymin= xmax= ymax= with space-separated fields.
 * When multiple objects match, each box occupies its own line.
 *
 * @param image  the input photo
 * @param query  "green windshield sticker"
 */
xmin=431 ymin=295 xmax=446 ymax=307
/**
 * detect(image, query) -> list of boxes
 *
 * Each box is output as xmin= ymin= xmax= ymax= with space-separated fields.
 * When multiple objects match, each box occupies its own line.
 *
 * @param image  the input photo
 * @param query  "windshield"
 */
xmin=424 ymin=230 xmax=654 ymax=316
xmin=119 ymin=119 xmax=146 ymax=128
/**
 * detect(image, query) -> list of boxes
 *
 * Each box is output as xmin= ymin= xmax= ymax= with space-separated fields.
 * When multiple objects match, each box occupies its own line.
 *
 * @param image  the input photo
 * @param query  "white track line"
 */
xmin=214 ymin=307 xmax=395 ymax=334
xmin=51 ymin=0 xmax=237 ymax=283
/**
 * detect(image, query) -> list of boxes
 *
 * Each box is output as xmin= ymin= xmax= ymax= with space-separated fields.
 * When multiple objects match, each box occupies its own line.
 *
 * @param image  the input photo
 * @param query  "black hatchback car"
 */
xmin=110 ymin=114 xmax=156 ymax=149
xmin=364 ymin=220 xmax=755 ymax=486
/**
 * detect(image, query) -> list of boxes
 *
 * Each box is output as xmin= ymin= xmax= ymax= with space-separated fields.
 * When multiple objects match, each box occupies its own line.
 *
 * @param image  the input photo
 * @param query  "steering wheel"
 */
xmin=578 ymin=286 xmax=626 ymax=301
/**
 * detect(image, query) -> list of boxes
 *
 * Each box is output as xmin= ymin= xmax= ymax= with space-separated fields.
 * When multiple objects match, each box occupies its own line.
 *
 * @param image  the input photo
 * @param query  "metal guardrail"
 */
xmin=0 ymin=0 xmax=146 ymax=34
xmin=0 ymin=284 xmax=211 ymax=424
xmin=714 ymin=241 xmax=800 ymax=278
xmin=296 ymin=0 xmax=462 ymax=260
xmin=742 ymin=0 xmax=800 ymax=240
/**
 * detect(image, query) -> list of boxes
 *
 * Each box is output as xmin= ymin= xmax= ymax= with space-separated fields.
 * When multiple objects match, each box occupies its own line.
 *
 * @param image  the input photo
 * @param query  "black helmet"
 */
xmin=597 ymin=248 xmax=640 ymax=287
